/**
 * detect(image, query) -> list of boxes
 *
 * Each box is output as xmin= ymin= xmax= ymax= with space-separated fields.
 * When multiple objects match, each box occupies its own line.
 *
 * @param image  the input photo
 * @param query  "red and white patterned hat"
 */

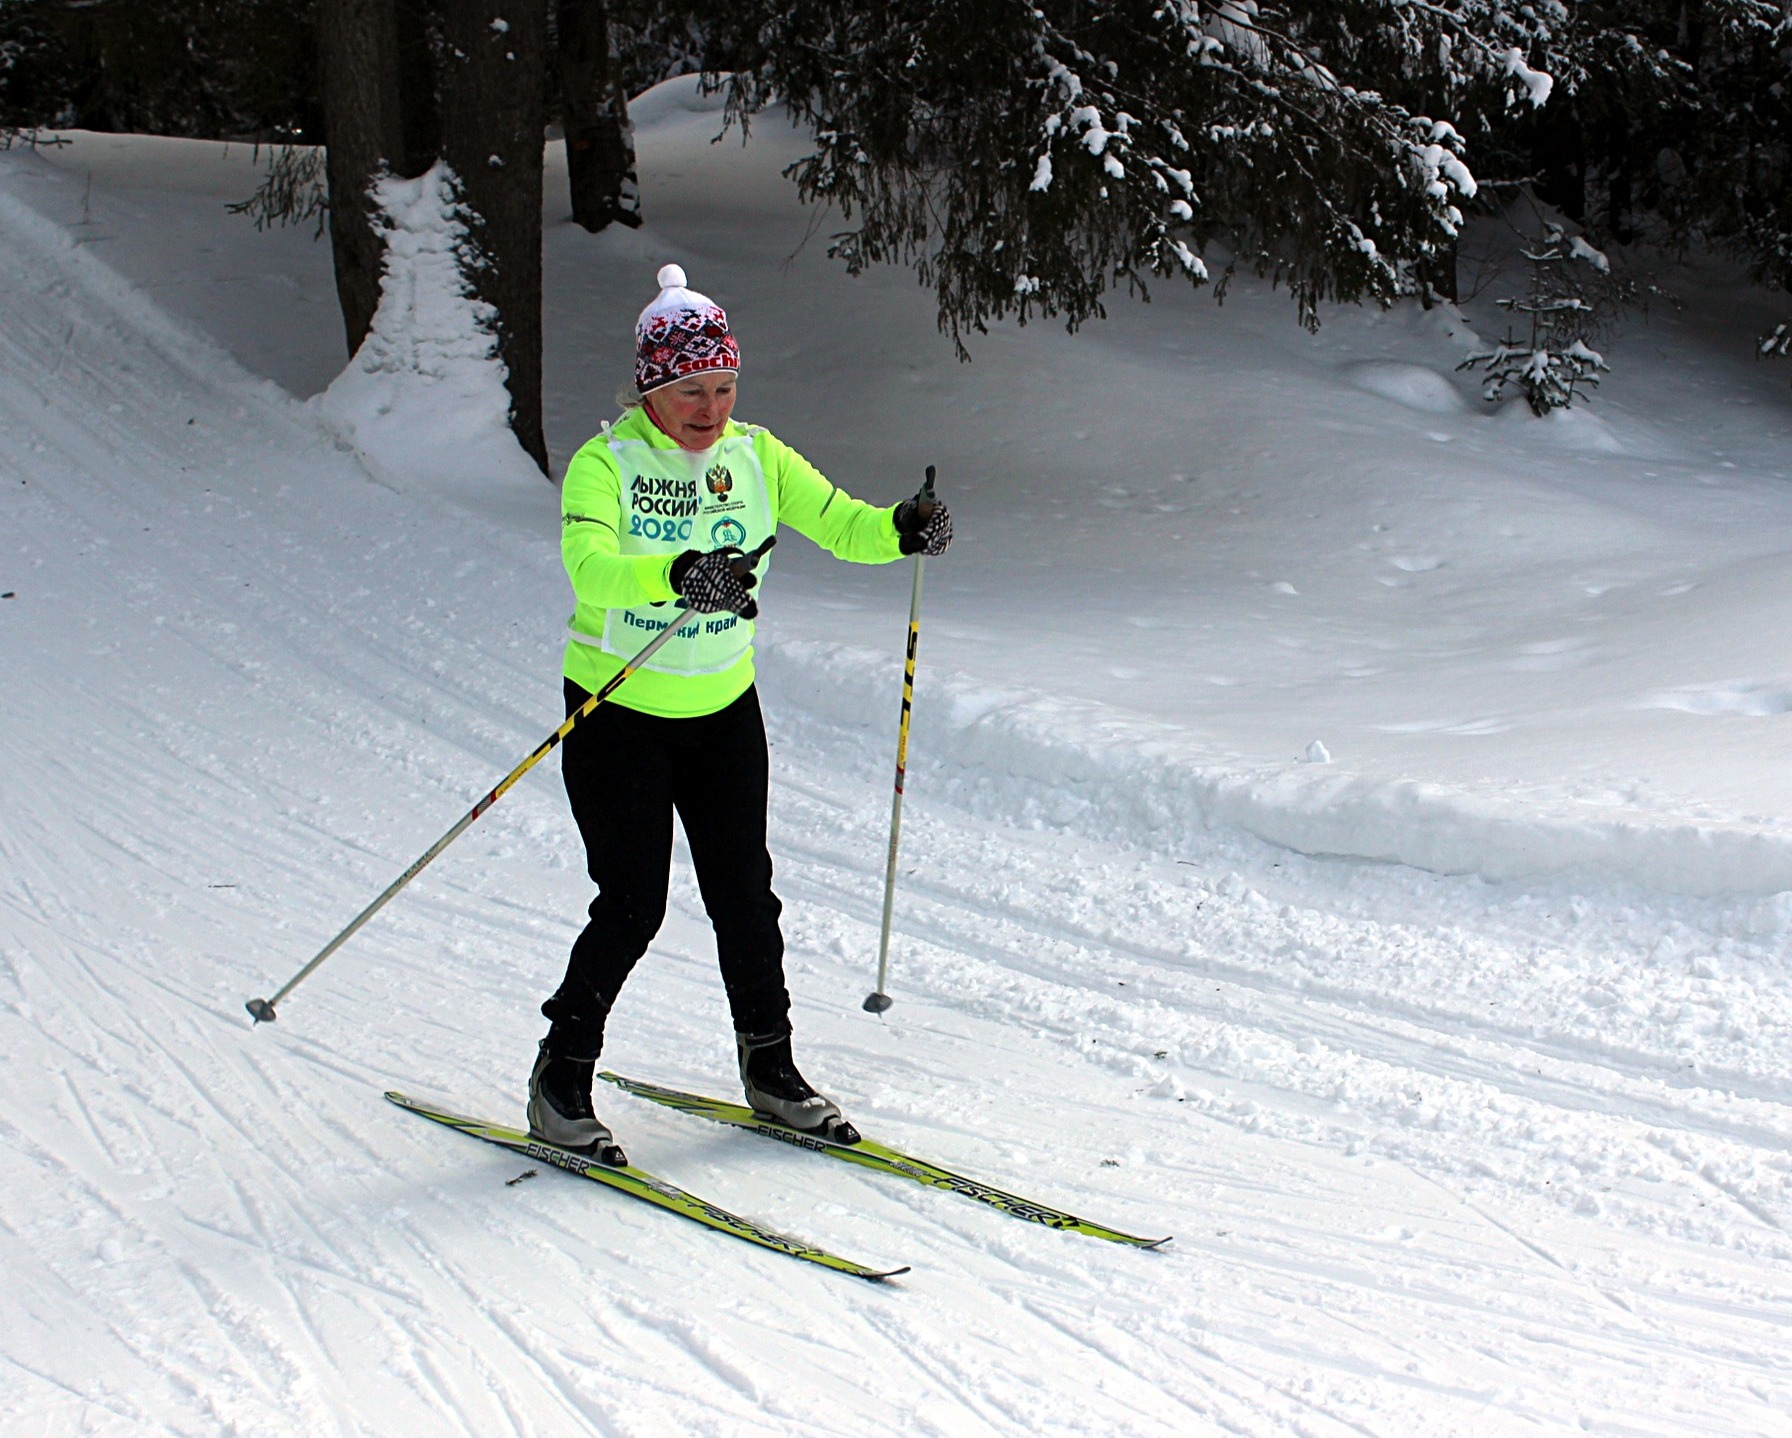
xmin=634 ymin=264 xmax=740 ymax=395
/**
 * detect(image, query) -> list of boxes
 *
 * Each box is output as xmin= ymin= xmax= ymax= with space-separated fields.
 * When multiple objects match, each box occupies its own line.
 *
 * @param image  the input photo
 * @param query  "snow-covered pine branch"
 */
xmin=704 ymin=1 xmax=1550 ymax=347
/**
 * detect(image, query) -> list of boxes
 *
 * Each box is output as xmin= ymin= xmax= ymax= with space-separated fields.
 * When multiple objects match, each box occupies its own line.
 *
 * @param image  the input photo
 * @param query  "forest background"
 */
xmin=2 ymin=1 xmax=1788 ymax=467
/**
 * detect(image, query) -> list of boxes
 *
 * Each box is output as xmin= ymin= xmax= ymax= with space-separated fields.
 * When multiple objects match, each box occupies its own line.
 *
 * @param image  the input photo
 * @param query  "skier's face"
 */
xmin=647 ymin=373 xmax=737 ymax=450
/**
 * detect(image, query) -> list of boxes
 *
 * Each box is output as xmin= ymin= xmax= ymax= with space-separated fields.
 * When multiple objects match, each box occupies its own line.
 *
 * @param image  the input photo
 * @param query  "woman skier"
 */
xmin=528 ymin=264 xmax=952 ymax=1163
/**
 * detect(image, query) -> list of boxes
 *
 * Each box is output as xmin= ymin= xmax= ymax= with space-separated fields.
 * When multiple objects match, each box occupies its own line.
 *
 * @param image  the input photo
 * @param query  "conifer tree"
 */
xmin=556 ymin=0 xmax=641 ymax=232
xmin=1458 ymin=215 xmax=1619 ymax=414
xmin=439 ymin=0 xmax=550 ymax=471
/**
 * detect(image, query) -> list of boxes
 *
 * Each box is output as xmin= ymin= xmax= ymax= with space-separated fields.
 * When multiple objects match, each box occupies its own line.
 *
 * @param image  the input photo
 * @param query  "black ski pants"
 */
xmin=540 ymin=680 xmax=790 ymax=1058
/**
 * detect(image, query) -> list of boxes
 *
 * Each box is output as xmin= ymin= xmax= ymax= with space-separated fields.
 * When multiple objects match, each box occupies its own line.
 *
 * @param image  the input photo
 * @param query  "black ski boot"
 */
xmin=527 ymin=1041 xmax=627 ymax=1166
xmin=737 ymin=1029 xmax=860 ymax=1144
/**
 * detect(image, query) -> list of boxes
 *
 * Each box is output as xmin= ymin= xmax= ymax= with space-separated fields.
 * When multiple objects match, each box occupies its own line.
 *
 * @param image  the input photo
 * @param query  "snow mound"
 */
xmin=315 ymin=163 xmax=542 ymax=493
xmin=627 ymin=72 xmax=729 ymax=127
xmin=1644 ymin=680 xmax=1792 ymax=717
xmin=1496 ymin=399 xmax=1631 ymax=453
xmin=1346 ymin=361 xmax=1465 ymax=414
xmin=760 ymin=639 xmax=1792 ymax=899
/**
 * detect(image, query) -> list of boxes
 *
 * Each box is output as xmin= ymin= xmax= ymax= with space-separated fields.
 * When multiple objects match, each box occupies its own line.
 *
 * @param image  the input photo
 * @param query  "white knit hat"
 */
xmin=634 ymin=264 xmax=739 ymax=394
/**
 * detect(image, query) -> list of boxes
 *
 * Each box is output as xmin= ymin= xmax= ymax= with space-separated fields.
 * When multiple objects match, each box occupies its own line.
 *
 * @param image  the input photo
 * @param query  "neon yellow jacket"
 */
xmin=561 ymin=405 xmax=906 ymax=716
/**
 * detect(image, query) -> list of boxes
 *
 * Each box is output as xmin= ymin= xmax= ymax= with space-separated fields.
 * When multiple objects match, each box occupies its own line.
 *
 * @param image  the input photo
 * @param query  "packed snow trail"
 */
xmin=5 ymin=135 xmax=1792 ymax=1433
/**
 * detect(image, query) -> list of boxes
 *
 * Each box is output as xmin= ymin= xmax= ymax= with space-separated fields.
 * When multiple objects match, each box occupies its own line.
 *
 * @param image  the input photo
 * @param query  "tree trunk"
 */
xmin=317 ymin=0 xmax=405 ymax=356
xmin=440 ymin=0 xmax=550 ymax=474
xmin=1534 ymin=105 xmax=1586 ymax=225
xmin=393 ymin=0 xmax=443 ymax=180
xmin=1417 ymin=237 xmax=1458 ymax=307
xmin=556 ymin=0 xmax=641 ymax=232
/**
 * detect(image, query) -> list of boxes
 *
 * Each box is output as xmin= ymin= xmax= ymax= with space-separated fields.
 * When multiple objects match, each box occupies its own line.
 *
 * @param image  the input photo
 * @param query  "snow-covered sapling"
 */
xmin=1763 ymin=322 xmax=1791 ymax=388
xmin=1459 ymin=214 xmax=1624 ymax=415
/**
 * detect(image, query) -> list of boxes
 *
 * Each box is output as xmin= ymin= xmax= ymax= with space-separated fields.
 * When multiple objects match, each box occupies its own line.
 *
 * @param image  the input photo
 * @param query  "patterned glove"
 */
xmin=670 ymin=547 xmax=759 ymax=618
xmin=894 ymin=490 xmax=953 ymax=557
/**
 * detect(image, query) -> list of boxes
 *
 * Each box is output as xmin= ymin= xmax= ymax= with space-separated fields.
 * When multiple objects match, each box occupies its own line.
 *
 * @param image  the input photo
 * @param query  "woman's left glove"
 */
xmin=893 ymin=488 xmax=953 ymax=557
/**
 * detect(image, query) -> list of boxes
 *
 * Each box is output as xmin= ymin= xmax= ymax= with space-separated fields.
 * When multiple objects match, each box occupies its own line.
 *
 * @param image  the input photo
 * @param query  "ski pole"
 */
xmin=247 ymin=537 xmax=776 ymax=1025
xmin=864 ymin=468 xmax=935 ymax=1014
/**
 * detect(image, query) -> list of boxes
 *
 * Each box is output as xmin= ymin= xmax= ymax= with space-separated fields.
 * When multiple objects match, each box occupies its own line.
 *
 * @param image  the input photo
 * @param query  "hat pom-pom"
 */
xmin=656 ymin=263 xmax=687 ymax=291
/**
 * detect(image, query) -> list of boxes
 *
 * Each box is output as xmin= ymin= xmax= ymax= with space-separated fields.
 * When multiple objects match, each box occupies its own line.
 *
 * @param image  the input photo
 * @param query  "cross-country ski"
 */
xmin=601 ymin=1072 xmax=1169 ymax=1248
xmin=385 ymin=1092 xmax=908 ymax=1281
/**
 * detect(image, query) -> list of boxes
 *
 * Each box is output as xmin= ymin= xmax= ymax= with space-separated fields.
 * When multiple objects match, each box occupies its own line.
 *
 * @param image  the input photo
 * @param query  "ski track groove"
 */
xmin=772 ymin=827 xmax=1792 ymax=1249
xmin=776 ymin=815 xmax=1792 ymax=1133
xmin=392 ymin=1217 xmax=630 ymax=1438
xmin=849 ymin=1299 xmax=1067 ymax=1437
xmin=0 ymin=1352 xmax=151 ymax=1433
xmin=1646 ymin=1135 xmax=1790 ymax=1233
xmin=1389 ymin=1157 xmax=1645 ymax=1323
xmin=1005 ymin=1289 xmax=1255 ymax=1436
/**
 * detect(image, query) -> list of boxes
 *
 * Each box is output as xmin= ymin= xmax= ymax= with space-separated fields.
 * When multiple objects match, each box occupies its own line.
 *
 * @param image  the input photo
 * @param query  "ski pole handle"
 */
xmin=912 ymin=464 xmax=939 ymax=525
xmin=728 ymin=534 xmax=777 ymax=620
xmin=730 ymin=534 xmax=776 ymax=579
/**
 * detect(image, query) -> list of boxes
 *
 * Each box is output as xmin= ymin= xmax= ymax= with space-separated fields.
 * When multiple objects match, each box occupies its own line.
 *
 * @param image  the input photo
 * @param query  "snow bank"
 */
xmin=1345 ymin=360 xmax=1465 ymax=414
xmin=760 ymin=638 xmax=1792 ymax=900
xmin=315 ymin=163 xmax=542 ymax=493
xmin=0 ymin=183 xmax=288 ymax=408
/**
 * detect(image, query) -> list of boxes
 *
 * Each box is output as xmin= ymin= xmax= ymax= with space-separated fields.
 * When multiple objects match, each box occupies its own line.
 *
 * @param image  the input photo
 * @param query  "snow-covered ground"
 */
xmin=5 ymin=81 xmax=1792 ymax=1435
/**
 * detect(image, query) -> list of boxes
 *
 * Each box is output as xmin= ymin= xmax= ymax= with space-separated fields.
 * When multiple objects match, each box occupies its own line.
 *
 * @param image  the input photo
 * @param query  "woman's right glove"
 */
xmin=670 ymin=546 xmax=760 ymax=618
xmin=893 ymin=486 xmax=953 ymax=557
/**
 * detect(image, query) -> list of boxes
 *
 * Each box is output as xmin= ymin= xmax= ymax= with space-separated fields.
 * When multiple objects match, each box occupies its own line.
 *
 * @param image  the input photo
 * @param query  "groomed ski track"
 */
xmin=5 ymin=144 xmax=1792 ymax=1435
